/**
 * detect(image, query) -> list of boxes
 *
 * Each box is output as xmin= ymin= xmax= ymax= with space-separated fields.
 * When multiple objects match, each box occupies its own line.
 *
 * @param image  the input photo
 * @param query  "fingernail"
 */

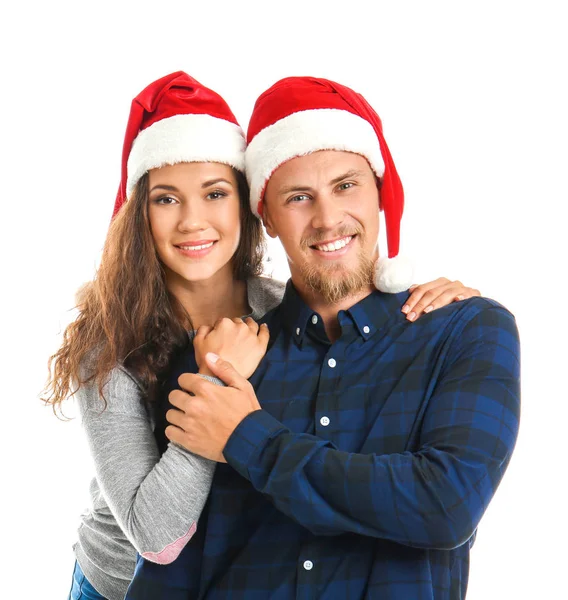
xmin=401 ymin=305 xmax=410 ymax=314
xmin=424 ymin=305 xmax=433 ymax=313
xmin=206 ymin=352 xmax=219 ymax=363
xmin=457 ymin=295 xmax=465 ymax=301
xmin=407 ymin=312 xmax=416 ymax=322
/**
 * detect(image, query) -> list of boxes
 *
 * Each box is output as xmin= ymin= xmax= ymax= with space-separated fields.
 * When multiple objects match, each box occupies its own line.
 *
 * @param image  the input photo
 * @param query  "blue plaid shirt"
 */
xmin=126 ymin=282 xmax=520 ymax=600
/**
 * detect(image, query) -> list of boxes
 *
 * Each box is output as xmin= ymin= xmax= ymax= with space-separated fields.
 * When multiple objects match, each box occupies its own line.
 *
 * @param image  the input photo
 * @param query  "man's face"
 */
xmin=263 ymin=150 xmax=380 ymax=304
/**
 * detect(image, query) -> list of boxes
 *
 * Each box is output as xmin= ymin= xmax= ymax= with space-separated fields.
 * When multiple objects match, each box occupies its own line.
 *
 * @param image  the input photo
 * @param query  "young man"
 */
xmin=127 ymin=77 xmax=520 ymax=599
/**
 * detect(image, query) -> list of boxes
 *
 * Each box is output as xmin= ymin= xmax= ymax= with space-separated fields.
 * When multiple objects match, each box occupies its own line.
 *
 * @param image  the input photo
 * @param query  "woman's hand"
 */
xmin=193 ymin=317 xmax=270 ymax=379
xmin=402 ymin=278 xmax=481 ymax=321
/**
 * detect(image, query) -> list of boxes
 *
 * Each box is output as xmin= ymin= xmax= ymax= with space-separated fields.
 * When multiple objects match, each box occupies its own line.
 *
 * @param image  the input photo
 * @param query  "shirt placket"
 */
xmin=296 ymin=317 xmax=348 ymax=595
xmin=315 ymin=335 xmax=346 ymax=438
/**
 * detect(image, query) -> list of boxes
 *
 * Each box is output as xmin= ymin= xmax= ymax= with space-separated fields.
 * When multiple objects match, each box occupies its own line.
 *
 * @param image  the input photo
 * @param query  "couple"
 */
xmin=45 ymin=72 xmax=520 ymax=600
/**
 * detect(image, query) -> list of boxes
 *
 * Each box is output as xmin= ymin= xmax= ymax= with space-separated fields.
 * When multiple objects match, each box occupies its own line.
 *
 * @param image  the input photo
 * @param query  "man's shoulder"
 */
xmin=371 ymin=292 xmax=518 ymax=343
xmin=424 ymin=296 xmax=519 ymax=353
xmin=441 ymin=295 xmax=515 ymax=322
xmin=382 ymin=292 xmax=514 ymax=322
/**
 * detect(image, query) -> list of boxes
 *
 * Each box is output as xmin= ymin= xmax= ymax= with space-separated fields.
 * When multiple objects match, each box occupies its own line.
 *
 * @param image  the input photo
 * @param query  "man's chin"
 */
xmin=310 ymin=261 xmax=353 ymax=275
xmin=301 ymin=265 xmax=374 ymax=304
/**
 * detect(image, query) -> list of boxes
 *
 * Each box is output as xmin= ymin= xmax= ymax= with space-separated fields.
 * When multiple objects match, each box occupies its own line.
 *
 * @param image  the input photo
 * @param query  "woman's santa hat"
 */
xmin=245 ymin=76 xmax=413 ymax=294
xmin=112 ymin=71 xmax=246 ymax=218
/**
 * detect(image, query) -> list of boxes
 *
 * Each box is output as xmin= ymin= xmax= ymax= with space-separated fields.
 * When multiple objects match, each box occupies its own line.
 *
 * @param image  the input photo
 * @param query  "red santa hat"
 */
xmin=112 ymin=71 xmax=246 ymax=218
xmin=245 ymin=76 xmax=412 ymax=294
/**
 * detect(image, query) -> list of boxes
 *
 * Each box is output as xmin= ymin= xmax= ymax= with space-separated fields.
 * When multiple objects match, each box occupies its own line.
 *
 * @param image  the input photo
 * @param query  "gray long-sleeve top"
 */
xmin=73 ymin=276 xmax=285 ymax=600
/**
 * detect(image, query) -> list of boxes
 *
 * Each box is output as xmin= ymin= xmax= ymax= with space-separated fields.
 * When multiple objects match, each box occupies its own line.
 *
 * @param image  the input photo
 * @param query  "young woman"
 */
xmin=43 ymin=72 xmax=480 ymax=600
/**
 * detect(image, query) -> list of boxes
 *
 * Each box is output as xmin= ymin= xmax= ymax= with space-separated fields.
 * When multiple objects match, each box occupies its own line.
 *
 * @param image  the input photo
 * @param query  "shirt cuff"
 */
xmin=197 ymin=374 xmax=225 ymax=386
xmin=223 ymin=409 xmax=287 ymax=480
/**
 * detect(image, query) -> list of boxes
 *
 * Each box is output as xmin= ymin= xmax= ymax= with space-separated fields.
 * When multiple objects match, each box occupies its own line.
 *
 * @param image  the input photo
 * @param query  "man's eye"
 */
xmin=338 ymin=182 xmax=354 ymax=191
xmin=288 ymin=194 xmax=310 ymax=203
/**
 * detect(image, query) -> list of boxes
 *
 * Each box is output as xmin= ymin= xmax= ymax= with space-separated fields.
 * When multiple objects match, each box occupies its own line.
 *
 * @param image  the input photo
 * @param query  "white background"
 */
xmin=1 ymin=1 xmax=566 ymax=597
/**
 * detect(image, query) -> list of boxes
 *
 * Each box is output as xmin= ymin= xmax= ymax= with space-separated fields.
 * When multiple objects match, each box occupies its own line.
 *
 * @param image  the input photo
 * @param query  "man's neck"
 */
xmin=292 ymin=278 xmax=375 ymax=342
xmin=166 ymin=267 xmax=249 ymax=330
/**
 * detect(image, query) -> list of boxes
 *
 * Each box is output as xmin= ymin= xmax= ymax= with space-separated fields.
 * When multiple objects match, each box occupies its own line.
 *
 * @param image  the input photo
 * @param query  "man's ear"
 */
xmin=262 ymin=203 xmax=278 ymax=239
xmin=377 ymin=178 xmax=384 ymax=212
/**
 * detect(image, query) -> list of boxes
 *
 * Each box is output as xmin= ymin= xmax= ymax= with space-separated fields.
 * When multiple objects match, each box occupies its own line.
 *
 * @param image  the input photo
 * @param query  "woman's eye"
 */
xmin=154 ymin=196 xmax=177 ymax=205
xmin=207 ymin=191 xmax=227 ymax=200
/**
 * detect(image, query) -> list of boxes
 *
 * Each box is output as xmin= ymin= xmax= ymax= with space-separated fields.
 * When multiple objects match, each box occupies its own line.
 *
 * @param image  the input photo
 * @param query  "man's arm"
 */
xmin=168 ymin=304 xmax=520 ymax=550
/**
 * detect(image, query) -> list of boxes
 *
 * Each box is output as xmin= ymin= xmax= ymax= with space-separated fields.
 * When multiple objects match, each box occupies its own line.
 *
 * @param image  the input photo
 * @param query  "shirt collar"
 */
xmin=279 ymin=280 xmax=409 ymax=345
xmin=278 ymin=280 xmax=318 ymax=345
xmin=344 ymin=288 xmax=408 ymax=340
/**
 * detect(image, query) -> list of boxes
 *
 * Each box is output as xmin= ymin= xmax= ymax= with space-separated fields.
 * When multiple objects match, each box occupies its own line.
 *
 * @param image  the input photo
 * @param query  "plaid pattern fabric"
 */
xmin=126 ymin=282 xmax=520 ymax=600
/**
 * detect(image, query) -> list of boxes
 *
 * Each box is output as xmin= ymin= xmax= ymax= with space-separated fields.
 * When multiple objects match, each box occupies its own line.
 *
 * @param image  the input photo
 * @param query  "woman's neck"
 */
xmin=166 ymin=266 xmax=250 ymax=330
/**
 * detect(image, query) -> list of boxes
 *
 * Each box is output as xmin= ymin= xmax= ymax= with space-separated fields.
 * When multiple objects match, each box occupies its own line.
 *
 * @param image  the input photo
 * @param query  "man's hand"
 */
xmin=165 ymin=353 xmax=262 ymax=462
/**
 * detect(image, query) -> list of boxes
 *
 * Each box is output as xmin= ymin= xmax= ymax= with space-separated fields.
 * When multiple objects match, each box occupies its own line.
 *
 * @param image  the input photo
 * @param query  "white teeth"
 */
xmin=178 ymin=242 xmax=214 ymax=251
xmin=314 ymin=236 xmax=352 ymax=252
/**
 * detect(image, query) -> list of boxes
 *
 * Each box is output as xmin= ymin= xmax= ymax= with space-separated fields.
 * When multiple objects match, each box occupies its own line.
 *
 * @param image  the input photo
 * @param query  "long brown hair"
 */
xmin=43 ymin=168 xmax=264 ymax=415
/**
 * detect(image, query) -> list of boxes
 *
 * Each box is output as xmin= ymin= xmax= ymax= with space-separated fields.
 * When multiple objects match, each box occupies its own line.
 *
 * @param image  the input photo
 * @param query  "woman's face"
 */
xmin=148 ymin=162 xmax=241 ymax=286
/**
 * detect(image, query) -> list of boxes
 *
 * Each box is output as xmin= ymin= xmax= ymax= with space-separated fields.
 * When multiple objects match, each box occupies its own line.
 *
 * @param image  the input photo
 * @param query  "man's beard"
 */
xmin=299 ymin=230 xmax=375 ymax=304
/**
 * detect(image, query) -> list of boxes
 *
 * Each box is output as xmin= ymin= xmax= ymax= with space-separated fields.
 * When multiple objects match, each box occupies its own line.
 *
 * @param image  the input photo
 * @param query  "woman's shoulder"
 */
xmin=247 ymin=276 xmax=286 ymax=319
xmin=77 ymin=357 xmax=146 ymax=416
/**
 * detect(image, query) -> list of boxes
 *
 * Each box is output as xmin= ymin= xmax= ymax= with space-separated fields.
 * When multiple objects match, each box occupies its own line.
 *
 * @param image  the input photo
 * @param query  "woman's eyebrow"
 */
xmin=149 ymin=184 xmax=179 ymax=193
xmin=201 ymin=178 xmax=233 ymax=188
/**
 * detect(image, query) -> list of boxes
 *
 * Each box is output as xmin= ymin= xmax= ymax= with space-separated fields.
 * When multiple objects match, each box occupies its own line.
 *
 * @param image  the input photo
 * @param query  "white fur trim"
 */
xmin=374 ymin=255 xmax=414 ymax=293
xmin=245 ymin=109 xmax=385 ymax=216
xmin=126 ymin=114 xmax=246 ymax=197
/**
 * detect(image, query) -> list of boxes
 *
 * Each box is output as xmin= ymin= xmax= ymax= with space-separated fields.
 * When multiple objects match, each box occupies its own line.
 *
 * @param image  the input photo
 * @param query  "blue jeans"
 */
xmin=68 ymin=560 xmax=107 ymax=599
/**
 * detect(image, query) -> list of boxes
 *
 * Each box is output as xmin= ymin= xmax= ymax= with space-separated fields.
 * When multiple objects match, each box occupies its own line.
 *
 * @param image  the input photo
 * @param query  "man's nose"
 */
xmin=311 ymin=194 xmax=344 ymax=231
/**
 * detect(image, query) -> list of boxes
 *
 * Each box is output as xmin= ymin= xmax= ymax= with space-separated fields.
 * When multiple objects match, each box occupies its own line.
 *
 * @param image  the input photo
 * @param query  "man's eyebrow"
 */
xmin=277 ymin=169 xmax=368 ymax=195
xmin=329 ymin=169 xmax=367 ymax=185
xmin=277 ymin=183 xmax=314 ymax=195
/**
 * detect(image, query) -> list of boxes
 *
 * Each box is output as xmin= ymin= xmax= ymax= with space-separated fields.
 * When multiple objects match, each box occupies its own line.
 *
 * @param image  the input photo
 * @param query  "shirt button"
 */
xmin=311 ymin=315 xmax=318 ymax=324
xmin=328 ymin=358 xmax=336 ymax=368
xmin=303 ymin=560 xmax=313 ymax=571
xmin=320 ymin=416 xmax=330 ymax=426
xmin=363 ymin=325 xmax=370 ymax=334
xmin=296 ymin=327 xmax=300 ymax=335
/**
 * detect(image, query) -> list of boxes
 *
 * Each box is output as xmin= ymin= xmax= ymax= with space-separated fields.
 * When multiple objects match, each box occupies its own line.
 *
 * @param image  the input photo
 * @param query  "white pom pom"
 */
xmin=374 ymin=255 xmax=414 ymax=293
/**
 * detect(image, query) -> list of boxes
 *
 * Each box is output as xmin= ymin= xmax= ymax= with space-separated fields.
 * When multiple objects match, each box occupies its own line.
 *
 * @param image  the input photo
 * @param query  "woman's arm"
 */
xmin=77 ymin=366 xmax=215 ymax=564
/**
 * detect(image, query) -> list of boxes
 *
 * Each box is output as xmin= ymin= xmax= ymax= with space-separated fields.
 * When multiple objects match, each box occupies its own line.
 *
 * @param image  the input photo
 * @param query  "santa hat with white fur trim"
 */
xmin=245 ymin=76 xmax=413 ymax=293
xmin=112 ymin=71 xmax=246 ymax=218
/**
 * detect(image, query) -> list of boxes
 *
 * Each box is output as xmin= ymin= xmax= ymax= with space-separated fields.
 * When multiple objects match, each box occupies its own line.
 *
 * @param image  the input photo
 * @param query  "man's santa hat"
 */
xmin=112 ymin=71 xmax=246 ymax=218
xmin=245 ymin=76 xmax=413 ymax=294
